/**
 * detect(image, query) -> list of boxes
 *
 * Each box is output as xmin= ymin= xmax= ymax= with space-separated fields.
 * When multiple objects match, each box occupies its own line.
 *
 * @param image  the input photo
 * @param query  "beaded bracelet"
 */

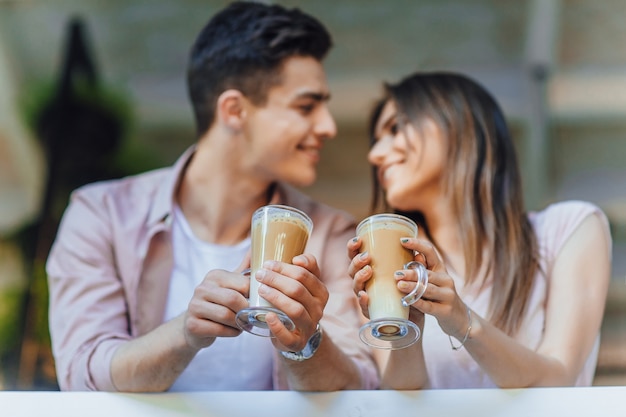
xmin=449 ymin=306 xmax=472 ymax=351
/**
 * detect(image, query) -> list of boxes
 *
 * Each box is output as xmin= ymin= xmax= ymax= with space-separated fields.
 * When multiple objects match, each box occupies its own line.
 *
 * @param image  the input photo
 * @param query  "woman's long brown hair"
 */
xmin=369 ymin=72 xmax=540 ymax=335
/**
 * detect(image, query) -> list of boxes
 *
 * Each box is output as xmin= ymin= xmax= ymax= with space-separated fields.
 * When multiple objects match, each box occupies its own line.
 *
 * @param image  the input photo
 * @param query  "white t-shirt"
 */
xmin=422 ymin=201 xmax=609 ymax=388
xmin=163 ymin=206 xmax=274 ymax=391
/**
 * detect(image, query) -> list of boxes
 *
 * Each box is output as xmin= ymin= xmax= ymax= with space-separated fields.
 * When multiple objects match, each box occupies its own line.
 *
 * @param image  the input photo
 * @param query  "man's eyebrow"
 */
xmin=295 ymin=91 xmax=331 ymax=102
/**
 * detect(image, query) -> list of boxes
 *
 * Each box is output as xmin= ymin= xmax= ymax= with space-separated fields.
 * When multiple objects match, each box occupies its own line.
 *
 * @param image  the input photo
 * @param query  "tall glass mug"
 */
xmin=236 ymin=205 xmax=313 ymax=337
xmin=357 ymin=213 xmax=428 ymax=349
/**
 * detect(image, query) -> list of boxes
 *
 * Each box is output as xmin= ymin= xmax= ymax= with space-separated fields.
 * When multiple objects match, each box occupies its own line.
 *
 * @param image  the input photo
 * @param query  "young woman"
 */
xmin=348 ymin=71 xmax=612 ymax=389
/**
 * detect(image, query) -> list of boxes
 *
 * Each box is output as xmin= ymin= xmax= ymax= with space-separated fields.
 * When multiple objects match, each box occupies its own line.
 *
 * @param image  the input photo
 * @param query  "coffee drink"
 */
xmin=249 ymin=208 xmax=312 ymax=308
xmin=236 ymin=205 xmax=313 ymax=336
xmin=357 ymin=214 xmax=416 ymax=334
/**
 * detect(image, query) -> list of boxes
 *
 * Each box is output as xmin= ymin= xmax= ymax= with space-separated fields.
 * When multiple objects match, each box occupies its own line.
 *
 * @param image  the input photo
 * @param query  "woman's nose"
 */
xmin=368 ymin=135 xmax=391 ymax=165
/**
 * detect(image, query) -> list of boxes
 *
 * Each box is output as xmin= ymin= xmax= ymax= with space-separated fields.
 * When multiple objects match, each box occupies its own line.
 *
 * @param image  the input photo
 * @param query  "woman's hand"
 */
xmin=397 ymin=238 xmax=471 ymax=341
xmin=347 ymin=236 xmax=373 ymax=318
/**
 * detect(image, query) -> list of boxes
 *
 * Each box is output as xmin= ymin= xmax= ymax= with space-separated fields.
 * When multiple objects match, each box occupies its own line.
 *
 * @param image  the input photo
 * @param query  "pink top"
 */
xmin=422 ymin=201 xmax=611 ymax=388
xmin=46 ymin=147 xmax=378 ymax=391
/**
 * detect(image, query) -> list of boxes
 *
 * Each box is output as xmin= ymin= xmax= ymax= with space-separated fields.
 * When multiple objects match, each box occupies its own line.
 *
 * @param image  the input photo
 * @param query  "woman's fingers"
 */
xmin=396 ymin=269 xmax=455 ymax=307
xmin=347 ymin=239 xmax=370 ymax=278
xmin=400 ymin=238 xmax=445 ymax=271
xmin=356 ymin=290 xmax=370 ymax=319
xmin=347 ymin=236 xmax=362 ymax=260
xmin=353 ymin=264 xmax=372 ymax=296
xmin=347 ymin=237 xmax=373 ymax=317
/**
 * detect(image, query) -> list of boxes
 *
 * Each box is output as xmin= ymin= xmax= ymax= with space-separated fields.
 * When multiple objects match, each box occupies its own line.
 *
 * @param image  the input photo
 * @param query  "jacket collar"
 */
xmin=146 ymin=145 xmax=300 ymax=229
xmin=147 ymin=145 xmax=197 ymax=228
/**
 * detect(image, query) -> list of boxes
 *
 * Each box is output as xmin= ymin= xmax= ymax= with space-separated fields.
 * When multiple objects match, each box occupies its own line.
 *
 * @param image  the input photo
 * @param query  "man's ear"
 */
xmin=215 ymin=89 xmax=247 ymax=130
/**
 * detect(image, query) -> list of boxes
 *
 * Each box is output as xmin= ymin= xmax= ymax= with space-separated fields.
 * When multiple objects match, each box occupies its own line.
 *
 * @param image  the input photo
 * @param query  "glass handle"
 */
xmin=401 ymin=261 xmax=428 ymax=307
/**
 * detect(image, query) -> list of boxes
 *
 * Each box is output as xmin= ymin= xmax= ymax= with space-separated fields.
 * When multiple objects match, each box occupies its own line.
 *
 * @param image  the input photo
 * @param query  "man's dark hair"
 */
xmin=187 ymin=1 xmax=333 ymax=136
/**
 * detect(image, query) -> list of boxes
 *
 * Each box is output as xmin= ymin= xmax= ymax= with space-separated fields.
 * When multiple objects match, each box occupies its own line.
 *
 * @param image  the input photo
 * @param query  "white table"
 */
xmin=1 ymin=387 xmax=622 ymax=417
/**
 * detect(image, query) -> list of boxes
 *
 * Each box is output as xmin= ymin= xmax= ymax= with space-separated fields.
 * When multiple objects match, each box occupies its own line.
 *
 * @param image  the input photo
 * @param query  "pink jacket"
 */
xmin=47 ymin=148 xmax=378 ymax=391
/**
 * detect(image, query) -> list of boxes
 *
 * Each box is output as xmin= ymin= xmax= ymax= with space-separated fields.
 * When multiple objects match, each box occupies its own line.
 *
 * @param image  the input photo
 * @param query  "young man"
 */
xmin=47 ymin=2 xmax=377 ymax=392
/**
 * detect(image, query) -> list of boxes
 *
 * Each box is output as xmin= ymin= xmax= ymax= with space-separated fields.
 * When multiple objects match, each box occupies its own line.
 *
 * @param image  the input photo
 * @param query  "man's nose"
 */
xmin=315 ymin=105 xmax=337 ymax=140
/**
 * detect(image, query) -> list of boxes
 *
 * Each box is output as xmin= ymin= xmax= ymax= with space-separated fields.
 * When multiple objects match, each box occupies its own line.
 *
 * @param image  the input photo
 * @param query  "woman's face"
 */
xmin=368 ymin=100 xmax=447 ymax=212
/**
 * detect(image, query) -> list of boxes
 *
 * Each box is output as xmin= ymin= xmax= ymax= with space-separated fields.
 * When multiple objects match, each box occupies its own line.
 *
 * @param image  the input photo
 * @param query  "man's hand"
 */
xmin=184 ymin=268 xmax=251 ymax=350
xmin=253 ymin=253 xmax=329 ymax=351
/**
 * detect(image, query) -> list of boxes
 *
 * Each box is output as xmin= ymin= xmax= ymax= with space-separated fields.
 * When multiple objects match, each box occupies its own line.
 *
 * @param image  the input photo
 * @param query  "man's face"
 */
xmin=241 ymin=56 xmax=337 ymax=188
